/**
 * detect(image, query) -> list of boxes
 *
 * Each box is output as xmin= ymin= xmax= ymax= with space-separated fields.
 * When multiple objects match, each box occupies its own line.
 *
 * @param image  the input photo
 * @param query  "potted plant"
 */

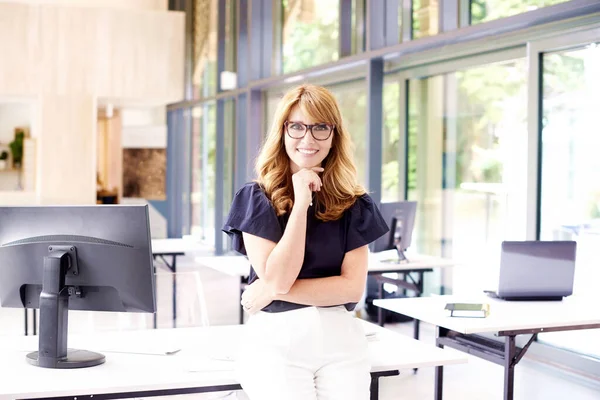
xmin=9 ymin=130 xmax=24 ymax=169
xmin=0 ymin=150 xmax=8 ymax=170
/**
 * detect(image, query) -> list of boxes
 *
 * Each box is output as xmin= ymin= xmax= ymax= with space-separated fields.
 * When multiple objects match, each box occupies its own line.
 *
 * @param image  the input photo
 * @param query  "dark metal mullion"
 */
xmin=535 ymin=51 xmax=544 ymax=240
xmin=246 ymin=89 xmax=263 ymax=182
xmin=340 ymin=0 xmax=353 ymax=57
xmin=249 ymin=0 xmax=263 ymax=81
xmin=367 ymin=58 xmax=384 ymax=205
xmin=234 ymin=0 xmax=249 ymax=191
xmin=261 ymin=0 xmax=274 ymax=78
xmin=403 ymin=79 xmax=410 ymax=200
xmin=166 ymin=109 xmax=182 ymax=238
xmin=182 ymin=109 xmax=193 ymax=235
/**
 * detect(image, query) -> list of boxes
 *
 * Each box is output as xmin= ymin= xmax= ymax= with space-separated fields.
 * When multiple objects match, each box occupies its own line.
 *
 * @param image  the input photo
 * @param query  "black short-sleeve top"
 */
xmin=222 ymin=182 xmax=389 ymax=313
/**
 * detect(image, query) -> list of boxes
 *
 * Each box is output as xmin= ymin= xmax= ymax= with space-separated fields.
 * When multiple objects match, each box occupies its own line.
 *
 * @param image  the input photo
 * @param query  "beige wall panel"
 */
xmin=95 ymin=10 xmax=185 ymax=101
xmin=38 ymin=6 xmax=99 ymax=95
xmin=0 ymin=3 xmax=184 ymax=101
xmin=38 ymin=95 xmax=96 ymax=204
xmin=0 ymin=4 xmax=41 ymax=95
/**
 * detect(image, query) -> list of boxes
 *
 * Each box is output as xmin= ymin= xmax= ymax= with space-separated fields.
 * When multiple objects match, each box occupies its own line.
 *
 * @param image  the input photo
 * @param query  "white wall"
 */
xmin=121 ymin=107 xmax=167 ymax=149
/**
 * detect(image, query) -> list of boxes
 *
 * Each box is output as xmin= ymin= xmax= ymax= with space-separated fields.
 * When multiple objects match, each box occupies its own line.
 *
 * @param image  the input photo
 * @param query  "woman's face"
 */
xmin=284 ymin=106 xmax=333 ymax=174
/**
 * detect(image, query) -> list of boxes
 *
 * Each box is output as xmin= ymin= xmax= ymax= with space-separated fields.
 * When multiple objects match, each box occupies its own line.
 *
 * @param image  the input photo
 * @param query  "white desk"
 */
xmin=374 ymin=295 xmax=600 ymax=400
xmin=195 ymin=250 xmax=457 ymax=331
xmin=0 ymin=320 xmax=467 ymax=400
xmin=152 ymin=238 xmax=213 ymax=257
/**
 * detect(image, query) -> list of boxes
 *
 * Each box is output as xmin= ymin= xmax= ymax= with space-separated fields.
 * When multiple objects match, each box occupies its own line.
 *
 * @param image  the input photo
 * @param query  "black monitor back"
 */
xmin=373 ymin=201 xmax=417 ymax=253
xmin=0 ymin=205 xmax=155 ymax=313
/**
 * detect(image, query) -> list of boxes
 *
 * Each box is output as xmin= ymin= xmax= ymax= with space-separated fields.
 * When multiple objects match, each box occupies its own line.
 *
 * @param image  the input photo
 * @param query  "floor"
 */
xmin=2 ymin=254 xmax=599 ymax=400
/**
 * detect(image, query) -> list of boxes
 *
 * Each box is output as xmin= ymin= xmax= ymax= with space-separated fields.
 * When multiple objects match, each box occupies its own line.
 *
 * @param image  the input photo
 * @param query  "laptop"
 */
xmin=485 ymin=241 xmax=577 ymax=301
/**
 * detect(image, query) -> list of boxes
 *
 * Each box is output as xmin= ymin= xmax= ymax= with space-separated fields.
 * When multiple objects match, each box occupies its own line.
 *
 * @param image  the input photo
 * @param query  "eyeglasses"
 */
xmin=284 ymin=121 xmax=334 ymax=141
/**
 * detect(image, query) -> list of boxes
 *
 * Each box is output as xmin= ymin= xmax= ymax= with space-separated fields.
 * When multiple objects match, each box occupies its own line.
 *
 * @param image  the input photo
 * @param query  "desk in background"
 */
xmin=23 ymin=238 xmax=213 ymax=335
xmin=151 ymin=238 xmax=213 ymax=328
xmin=1 ymin=320 xmax=467 ymax=400
xmin=195 ymin=250 xmax=456 ymax=333
xmin=374 ymin=295 xmax=600 ymax=400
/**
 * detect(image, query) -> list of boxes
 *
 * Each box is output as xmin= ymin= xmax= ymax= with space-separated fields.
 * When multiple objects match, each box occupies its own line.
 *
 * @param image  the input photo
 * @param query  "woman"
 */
xmin=222 ymin=84 xmax=389 ymax=400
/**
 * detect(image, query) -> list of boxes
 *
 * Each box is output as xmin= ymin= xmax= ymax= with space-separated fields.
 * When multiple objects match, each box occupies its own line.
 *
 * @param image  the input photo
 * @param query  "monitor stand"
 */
xmin=26 ymin=246 xmax=105 ymax=369
xmin=395 ymin=243 xmax=409 ymax=263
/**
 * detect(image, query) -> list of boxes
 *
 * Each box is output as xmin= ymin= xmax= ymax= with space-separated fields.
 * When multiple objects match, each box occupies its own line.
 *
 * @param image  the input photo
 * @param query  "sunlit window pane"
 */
xmin=407 ymin=59 xmax=528 ymax=294
xmin=282 ymin=0 xmax=340 ymax=73
xmin=538 ymin=43 xmax=600 ymax=359
xmin=471 ymin=0 xmax=569 ymax=25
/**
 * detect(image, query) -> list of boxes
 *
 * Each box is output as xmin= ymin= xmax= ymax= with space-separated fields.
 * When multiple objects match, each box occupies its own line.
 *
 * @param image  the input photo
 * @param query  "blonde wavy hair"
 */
xmin=255 ymin=84 xmax=366 ymax=222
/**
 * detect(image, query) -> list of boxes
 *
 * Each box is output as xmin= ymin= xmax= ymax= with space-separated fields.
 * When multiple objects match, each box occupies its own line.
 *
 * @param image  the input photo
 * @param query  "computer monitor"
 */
xmin=373 ymin=201 xmax=417 ymax=262
xmin=0 ymin=205 xmax=156 ymax=369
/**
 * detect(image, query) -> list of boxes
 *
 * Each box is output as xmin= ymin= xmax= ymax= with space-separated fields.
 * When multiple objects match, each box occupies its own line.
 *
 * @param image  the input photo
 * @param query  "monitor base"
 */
xmin=26 ymin=349 xmax=105 ymax=369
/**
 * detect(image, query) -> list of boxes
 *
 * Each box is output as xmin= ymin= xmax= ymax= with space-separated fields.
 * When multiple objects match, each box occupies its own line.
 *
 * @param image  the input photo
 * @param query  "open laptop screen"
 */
xmin=498 ymin=241 xmax=577 ymax=298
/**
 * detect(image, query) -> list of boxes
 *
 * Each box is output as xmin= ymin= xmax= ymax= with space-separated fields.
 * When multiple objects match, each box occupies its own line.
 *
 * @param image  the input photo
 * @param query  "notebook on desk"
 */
xmin=485 ymin=241 xmax=577 ymax=301
xmin=445 ymin=303 xmax=490 ymax=318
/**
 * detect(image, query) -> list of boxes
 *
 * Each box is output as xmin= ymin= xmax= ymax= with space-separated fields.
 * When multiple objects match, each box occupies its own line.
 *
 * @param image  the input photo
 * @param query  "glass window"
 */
xmin=407 ymin=59 xmax=528 ymax=294
xmin=471 ymin=0 xmax=570 ymax=25
xmin=382 ymin=81 xmax=402 ymax=202
xmin=191 ymin=103 xmax=216 ymax=244
xmin=266 ymin=90 xmax=283 ymax=139
xmin=193 ymin=0 xmax=218 ymax=98
xmin=282 ymin=0 xmax=340 ymax=73
xmin=329 ymin=82 xmax=367 ymax=187
xmin=225 ymin=0 xmax=237 ymax=74
xmin=413 ymin=0 xmax=439 ymax=39
xmin=538 ymin=43 xmax=600 ymax=358
xmin=222 ymin=99 xmax=236 ymax=247
xmin=351 ymin=0 xmax=366 ymax=54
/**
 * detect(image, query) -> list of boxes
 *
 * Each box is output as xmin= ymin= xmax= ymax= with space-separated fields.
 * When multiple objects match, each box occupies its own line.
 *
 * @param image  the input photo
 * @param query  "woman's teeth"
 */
xmin=297 ymin=149 xmax=318 ymax=155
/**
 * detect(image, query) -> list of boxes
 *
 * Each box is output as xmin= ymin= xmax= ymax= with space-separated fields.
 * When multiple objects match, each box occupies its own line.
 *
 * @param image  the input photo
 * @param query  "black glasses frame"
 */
xmin=284 ymin=121 xmax=334 ymax=141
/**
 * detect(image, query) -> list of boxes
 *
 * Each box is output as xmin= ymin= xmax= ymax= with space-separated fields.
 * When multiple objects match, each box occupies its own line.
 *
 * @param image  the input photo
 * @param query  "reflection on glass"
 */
xmin=382 ymin=82 xmax=401 ymax=202
xmin=282 ymin=0 xmax=340 ymax=73
xmin=413 ymin=0 xmax=439 ymax=39
xmin=407 ymin=59 xmax=528 ymax=294
xmin=191 ymin=104 xmax=216 ymax=244
xmin=471 ymin=0 xmax=569 ymax=25
xmin=538 ymin=44 xmax=600 ymax=358
xmin=193 ymin=0 xmax=218 ymax=98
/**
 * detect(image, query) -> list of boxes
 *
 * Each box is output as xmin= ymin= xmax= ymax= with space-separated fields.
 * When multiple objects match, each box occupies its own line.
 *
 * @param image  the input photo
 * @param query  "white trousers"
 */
xmin=235 ymin=306 xmax=371 ymax=400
